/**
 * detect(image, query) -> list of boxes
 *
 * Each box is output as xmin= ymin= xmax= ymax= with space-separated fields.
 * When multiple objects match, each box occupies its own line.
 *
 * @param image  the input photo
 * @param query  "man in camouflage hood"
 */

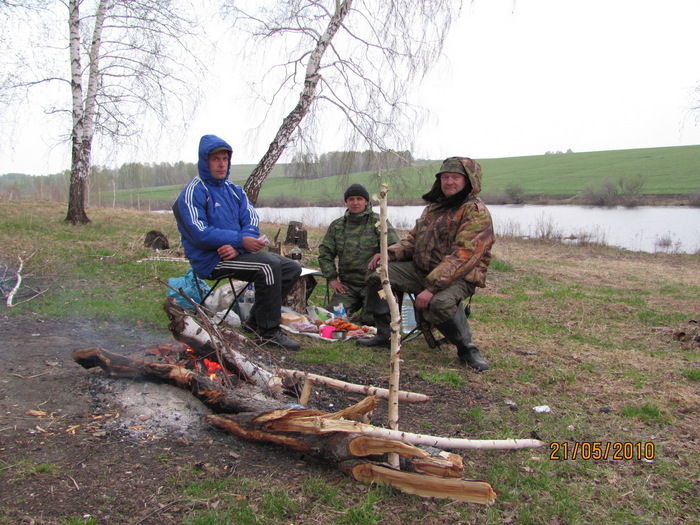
xmin=318 ymin=184 xmax=399 ymax=324
xmin=357 ymin=156 xmax=495 ymax=371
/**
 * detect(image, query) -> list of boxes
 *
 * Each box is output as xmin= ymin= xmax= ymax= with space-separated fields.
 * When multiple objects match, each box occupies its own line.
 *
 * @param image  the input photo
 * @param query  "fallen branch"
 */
xmin=277 ymin=369 xmax=430 ymax=404
xmin=6 ymin=254 xmax=28 ymax=307
xmin=71 ymin=347 xmax=283 ymax=414
xmin=258 ymin=411 xmax=545 ymax=451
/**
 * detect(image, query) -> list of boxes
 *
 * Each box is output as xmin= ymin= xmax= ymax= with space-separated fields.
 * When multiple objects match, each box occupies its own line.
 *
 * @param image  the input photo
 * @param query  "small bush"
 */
xmin=688 ymin=186 xmax=700 ymax=207
xmin=579 ymin=180 xmax=618 ymax=207
xmin=504 ymin=183 xmax=525 ymax=204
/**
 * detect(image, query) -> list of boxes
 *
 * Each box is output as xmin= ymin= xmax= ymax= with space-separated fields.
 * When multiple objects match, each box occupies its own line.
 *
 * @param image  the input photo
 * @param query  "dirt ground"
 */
xmin=0 ymin=312 xmax=485 ymax=524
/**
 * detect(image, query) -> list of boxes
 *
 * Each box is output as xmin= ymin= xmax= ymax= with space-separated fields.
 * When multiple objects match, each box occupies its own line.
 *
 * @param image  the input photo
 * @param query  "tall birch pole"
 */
xmin=376 ymin=183 xmax=402 ymax=468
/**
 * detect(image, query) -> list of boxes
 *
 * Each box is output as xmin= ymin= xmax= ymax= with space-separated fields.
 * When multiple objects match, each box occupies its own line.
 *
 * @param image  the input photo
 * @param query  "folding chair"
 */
xmin=192 ymin=272 xmax=248 ymax=322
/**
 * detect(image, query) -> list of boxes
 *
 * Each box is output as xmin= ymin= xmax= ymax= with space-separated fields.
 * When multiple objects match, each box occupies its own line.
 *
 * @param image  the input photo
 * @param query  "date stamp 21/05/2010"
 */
xmin=549 ymin=442 xmax=655 ymax=461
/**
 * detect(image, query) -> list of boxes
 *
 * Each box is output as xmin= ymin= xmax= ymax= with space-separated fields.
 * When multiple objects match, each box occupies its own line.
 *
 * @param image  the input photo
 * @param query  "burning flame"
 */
xmin=203 ymin=358 xmax=223 ymax=380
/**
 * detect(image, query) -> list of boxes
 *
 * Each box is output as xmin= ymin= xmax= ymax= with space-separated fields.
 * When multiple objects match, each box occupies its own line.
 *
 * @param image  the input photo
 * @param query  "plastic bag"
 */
xmin=168 ymin=269 xmax=210 ymax=309
xmin=333 ymin=303 xmax=347 ymax=319
xmin=213 ymin=308 xmax=241 ymax=327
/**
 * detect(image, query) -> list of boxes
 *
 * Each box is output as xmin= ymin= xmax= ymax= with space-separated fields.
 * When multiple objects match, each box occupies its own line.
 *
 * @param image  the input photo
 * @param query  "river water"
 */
xmin=256 ymin=205 xmax=700 ymax=254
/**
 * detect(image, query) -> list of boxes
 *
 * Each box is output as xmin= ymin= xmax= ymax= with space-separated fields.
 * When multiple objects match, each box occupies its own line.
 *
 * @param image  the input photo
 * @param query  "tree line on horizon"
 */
xmin=0 ymin=150 xmax=418 ymax=203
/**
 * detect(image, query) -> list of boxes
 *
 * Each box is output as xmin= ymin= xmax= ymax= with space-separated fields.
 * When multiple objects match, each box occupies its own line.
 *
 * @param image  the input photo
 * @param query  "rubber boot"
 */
xmin=356 ymin=313 xmax=391 ymax=348
xmin=435 ymin=306 xmax=489 ymax=371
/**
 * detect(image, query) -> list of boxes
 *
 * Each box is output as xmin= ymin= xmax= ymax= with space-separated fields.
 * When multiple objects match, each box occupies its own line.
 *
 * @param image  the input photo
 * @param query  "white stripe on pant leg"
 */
xmin=215 ymin=261 xmax=275 ymax=285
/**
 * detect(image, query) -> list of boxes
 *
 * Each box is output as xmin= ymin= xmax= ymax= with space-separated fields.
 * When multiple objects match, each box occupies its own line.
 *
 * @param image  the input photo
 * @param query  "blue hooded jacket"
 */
xmin=174 ymin=134 xmax=260 ymax=279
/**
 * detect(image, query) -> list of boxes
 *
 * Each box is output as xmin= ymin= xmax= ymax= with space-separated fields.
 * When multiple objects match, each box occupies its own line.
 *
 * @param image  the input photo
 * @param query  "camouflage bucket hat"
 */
xmin=436 ymin=157 xmax=468 ymax=177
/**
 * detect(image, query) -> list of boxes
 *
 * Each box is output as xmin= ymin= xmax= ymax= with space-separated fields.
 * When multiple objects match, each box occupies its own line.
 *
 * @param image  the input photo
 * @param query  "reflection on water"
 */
xmin=256 ymin=205 xmax=700 ymax=254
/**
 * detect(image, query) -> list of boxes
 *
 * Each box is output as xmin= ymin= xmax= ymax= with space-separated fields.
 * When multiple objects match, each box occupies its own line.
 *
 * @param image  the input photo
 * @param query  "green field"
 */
xmin=108 ymin=145 xmax=700 ymax=207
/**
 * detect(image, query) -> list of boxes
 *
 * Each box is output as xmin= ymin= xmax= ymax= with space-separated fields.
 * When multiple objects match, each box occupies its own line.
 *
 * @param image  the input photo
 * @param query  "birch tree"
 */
xmin=226 ymin=0 xmax=463 ymax=204
xmin=1 ymin=0 xmax=202 ymax=224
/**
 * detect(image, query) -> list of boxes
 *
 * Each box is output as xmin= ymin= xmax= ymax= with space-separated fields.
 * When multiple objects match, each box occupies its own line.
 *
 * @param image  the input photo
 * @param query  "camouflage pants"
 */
xmin=327 ymin=282 xmax=374 ymax=326
xmin=365 ymin=261 xmax=475 ymax=325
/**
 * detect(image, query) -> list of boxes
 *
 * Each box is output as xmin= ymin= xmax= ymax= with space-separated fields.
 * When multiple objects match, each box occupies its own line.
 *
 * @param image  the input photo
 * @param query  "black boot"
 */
xmin=457 ymin=343 xmax=489 ymax=371
xmin=435 ymin=306 xmax=489 ymax=371
xmin=258 ymin=328 xmax=301 ymax=351
xmin=356 ymin=313 xmax=391 ymax=348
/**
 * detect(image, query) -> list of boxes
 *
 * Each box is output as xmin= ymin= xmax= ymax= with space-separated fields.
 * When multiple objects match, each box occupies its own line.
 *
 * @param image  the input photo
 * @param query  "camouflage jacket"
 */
xmin=318 ymin=205 xmax=399 ymax=287
xmin=389 ymin=157 xmax=495 ymax=291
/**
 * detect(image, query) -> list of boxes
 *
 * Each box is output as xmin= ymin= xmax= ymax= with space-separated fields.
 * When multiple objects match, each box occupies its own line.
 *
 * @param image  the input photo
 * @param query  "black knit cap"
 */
xmin=344 ymin=183 xmax=370 ymax=202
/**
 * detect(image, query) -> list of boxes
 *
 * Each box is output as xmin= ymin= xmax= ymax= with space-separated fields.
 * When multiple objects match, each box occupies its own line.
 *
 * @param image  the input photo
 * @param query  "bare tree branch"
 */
xmin=1 ymin=0 xmax=206 ymax=224
xmin=226 ymin=0 xmax=463 ymax=204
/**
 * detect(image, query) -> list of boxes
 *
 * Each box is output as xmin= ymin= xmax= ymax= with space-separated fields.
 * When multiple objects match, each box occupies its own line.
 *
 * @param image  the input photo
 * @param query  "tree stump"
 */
xmin=284 ymin=221 xmax=309 ymax=249
xmin=284 ymin=276 xmax=307 ymax=314
xmin=144 ymin=230 xmax=169 ymax=250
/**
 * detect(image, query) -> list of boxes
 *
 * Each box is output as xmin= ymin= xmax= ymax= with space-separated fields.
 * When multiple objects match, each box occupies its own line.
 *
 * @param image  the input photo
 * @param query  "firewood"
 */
xmin=259 ymin=412 xmax=544 ymax=450
xmin=411 ymin=450 xmax=464 ymax=478
xmin=71 ymin=335 xmax=539 ymax=503
xmin=278 ymin=369 xmax=429 ymax=403
xmin=346 ymin=463 xmax=496 ymax=505
xmin=165 ymin=298 xmax=285 ymax=394
xmin=71 ymin=347 xmax=283 ymax=414
xmin=348 ymin=435 xmax=430 ymax=458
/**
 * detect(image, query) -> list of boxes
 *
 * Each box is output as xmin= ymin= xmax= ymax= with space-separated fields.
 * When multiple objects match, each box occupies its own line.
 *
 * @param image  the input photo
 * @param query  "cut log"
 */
xmin=283 ymin=276 xmax=307 ymax=314
xmin=346 ymin=463 xmax=496 ymax=505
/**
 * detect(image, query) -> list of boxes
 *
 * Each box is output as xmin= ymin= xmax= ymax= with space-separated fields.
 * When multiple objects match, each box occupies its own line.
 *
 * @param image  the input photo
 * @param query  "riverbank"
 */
xmin=261 ymin=193 xmax=696 ymax=208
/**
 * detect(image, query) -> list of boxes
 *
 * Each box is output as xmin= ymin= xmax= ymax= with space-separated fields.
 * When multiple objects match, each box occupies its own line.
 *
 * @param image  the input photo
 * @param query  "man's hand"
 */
xmin=415 ymin=289 xmax=434 ymax=310
xmin=368 ymin=253 xmax=381 ymax=270
xmin=329 ymin=279 xmax=347 ymax=294
xmin=217 ymin=244 xmax=239 ymax=260
xmin=242 ymin=236 xmax=266 ymax=253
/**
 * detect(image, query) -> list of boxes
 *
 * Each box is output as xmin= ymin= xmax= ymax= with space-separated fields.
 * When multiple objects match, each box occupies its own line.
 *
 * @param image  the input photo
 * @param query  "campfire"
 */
xmin=72 ymin=296 xmax=544 ymax=506
xmin=71 ymin=186 xmax=543 ymax=505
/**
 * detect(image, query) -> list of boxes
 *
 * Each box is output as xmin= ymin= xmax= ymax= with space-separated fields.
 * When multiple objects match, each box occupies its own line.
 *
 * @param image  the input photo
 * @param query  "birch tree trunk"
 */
xmin=243 ymin=0 xmax=352 ymax=204
xmin=65 ymin=0 xmax=92 ymax=225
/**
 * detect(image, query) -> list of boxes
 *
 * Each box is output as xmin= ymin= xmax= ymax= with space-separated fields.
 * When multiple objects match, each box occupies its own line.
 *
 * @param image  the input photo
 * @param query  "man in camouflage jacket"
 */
xmin=318 ymin=184 xmax=399 ymax=325
xmin=357 ymin=157 xmax=495 ymax=371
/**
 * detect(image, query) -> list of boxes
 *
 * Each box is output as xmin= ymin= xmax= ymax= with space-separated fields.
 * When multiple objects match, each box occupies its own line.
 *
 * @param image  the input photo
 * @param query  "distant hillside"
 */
xmin=1 ymin=145 xmax=699 ymax=208
xmin=247 ymin=145 xmax=700 ymax=207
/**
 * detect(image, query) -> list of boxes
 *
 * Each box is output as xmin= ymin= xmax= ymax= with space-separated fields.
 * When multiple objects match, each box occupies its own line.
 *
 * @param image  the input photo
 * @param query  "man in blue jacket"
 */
xmin=174 ymin=134 xmax=302 ymax=350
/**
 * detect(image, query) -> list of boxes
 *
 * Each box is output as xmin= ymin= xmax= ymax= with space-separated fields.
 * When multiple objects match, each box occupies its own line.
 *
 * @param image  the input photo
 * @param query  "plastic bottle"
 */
xmin=401 ymin=294 xmax=416 ymax=334
xmin=238 ymin=283 xmax=255 ymax=322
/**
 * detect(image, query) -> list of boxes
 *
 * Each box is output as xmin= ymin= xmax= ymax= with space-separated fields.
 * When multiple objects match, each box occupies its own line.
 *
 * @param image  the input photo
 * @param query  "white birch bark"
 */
xmin=244 ymin=0 xmax=353 ymax=203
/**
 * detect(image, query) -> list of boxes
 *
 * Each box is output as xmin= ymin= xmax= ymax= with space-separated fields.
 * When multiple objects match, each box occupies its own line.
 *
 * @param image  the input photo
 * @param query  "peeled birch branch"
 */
xmin=277 ymin=369 xmax=430 ymax=403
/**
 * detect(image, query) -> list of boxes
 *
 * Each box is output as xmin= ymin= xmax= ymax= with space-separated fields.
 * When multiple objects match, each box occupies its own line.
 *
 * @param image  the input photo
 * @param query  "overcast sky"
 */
xmin=2 ymin=0 xmax=699 ymax=175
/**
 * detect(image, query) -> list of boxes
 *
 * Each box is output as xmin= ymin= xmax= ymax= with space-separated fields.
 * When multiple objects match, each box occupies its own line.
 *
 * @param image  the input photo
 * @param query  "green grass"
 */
xmin=417 ymin=367 xmax=466 ymax=387
xmin=2 ymin=200 xmax=699 ymax=524
xmin=682 ymin=368 xmax=700 ymax=381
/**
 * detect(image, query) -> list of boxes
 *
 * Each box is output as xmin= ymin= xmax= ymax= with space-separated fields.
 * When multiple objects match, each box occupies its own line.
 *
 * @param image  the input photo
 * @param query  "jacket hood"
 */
xmin=198 ymin=134 xmax=233 ymax=185
xmin=421 ymin=156 xmax=483 ymax=206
